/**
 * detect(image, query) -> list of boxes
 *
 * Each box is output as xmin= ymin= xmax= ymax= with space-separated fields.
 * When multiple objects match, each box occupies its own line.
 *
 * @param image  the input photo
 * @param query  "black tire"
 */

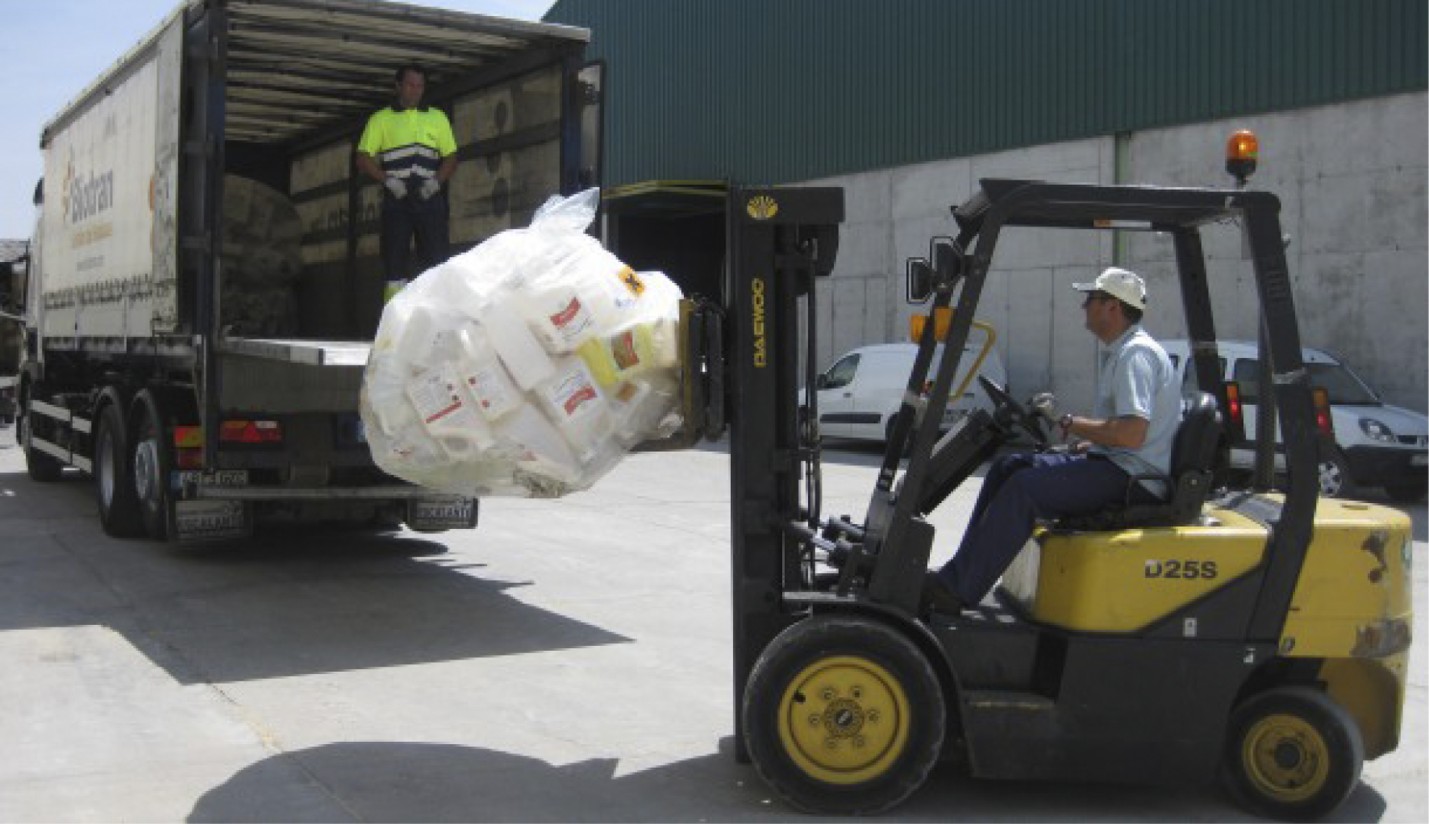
xmin=1384 ymin=481 xmax=1427 ymax=503
xmin=1317 ymin=448 xmax=1352 ymax=498
xmin=131 ymin=391 xmax=174 ymax=541
xmin=742 ymin=614 xmax=945 ymax=815
xmin=95 ymin=402 xmax=145 ymax=537
xmin=19 ymin=394 xmax=64 ymax=482
xmin=1221 ymin=686 xmax=1364 ymax=821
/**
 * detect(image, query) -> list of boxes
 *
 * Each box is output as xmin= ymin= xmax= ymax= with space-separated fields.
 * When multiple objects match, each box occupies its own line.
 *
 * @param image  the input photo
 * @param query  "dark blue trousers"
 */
xmin=936 ymin=451 xmax=1155 ymax=604
xmin=380 ymin=191 xmax=450 ymax=282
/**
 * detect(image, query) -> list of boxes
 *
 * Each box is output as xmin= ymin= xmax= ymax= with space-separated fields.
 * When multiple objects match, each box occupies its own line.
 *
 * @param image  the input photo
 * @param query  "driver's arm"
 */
xmin=1063 ymin=414 xmax=1148 ymax=449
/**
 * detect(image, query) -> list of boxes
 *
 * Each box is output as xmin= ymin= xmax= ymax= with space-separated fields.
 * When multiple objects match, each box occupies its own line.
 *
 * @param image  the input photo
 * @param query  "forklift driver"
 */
xmin=923 ymin=267 xmax=1182 ymax=614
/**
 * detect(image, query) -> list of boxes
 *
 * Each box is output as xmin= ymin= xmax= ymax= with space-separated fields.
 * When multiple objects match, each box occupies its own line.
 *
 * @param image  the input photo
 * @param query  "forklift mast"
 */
xmin=724 ymin=186 xmax=843 ymax=759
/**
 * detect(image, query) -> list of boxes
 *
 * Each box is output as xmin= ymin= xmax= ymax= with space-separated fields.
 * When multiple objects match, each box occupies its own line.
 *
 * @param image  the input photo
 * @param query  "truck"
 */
xmin=1 ymin=245 xmax=23 ymax=424
xmin=14 ymin=0 xmax=602 ymax=541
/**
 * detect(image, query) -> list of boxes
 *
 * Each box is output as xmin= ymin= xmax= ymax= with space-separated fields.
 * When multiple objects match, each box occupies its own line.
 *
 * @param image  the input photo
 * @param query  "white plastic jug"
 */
xmin=455 ymin=324 xmax=523 ymax=422
xmin=481 ymin=301 xmax=556 ymax=390
xmin=534 ymin=357 xmax=611 ymax=459
xmin=405 ymin=365 xmax=495 ymax=457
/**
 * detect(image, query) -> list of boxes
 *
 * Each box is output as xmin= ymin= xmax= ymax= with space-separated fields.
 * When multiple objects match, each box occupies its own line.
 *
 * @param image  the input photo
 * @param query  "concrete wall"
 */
xmin=802 ymin=91 xmax=1427 ymax=414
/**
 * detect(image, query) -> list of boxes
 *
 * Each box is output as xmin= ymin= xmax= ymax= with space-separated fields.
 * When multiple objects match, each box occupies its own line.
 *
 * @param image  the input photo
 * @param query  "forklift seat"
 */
xmin=1056 ymin=391 xmax=1223 ymax=530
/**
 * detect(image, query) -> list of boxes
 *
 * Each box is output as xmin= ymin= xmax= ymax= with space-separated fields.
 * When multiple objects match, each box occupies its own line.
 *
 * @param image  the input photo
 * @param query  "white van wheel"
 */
xmin=1317 ymin=449 xmax=1351 ymax=498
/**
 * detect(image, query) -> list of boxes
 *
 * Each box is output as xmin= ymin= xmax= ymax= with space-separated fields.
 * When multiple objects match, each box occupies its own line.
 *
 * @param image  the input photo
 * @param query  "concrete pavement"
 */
xmin=0 ymin=427 xmax=1424 ymax=821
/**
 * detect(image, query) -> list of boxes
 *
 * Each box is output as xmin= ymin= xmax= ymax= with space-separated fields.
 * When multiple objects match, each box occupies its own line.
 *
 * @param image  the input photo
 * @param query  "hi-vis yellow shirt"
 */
xmin=357 ymin=106 xmax=457 ymax=180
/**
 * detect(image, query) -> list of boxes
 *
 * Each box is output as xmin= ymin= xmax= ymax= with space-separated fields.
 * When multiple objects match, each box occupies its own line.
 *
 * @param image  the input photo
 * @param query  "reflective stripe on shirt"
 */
xmin=357 ymin=106 xmax=456 ymax=179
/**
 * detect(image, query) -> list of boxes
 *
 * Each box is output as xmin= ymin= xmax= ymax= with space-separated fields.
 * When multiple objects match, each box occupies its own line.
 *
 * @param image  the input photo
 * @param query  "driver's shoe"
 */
xmin=921 ymin=571 xmax=964 ymax=615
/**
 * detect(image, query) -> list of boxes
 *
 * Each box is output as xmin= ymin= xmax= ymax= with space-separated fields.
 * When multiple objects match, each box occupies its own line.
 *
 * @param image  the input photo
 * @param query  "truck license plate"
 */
xmin=174 ymin=500 xmax=252 ymax=542
xmin=407 ymin=498 xmax=479 ymax=531
xmin=1412 ymin=454 xmax=1427 ymax=467
xmin=174 ymin=469 xmax=249 ymax=490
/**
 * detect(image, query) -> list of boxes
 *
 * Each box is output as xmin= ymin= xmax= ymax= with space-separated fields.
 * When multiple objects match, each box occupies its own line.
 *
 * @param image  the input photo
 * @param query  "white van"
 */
xmin=1163 ymin=339 xmax=1427 ymax=501
xmin=808 ymin=336 xmax=1007 ymax=444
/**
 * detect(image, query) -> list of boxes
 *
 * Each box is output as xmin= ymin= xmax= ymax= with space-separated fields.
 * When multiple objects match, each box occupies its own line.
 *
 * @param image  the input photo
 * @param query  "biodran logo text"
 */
xmin=68 ymin=170 xmax=115 ymax=223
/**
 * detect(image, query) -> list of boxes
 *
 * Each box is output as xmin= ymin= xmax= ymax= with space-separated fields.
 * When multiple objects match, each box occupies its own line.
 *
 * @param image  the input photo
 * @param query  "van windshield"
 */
xmin=1232 ymin=359 xmax=1380 ymax=405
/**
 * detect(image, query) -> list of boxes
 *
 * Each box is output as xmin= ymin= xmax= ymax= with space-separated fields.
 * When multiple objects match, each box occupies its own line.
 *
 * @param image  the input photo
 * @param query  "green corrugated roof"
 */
xmin=546 ymin=0 xmax=1427 ymax=186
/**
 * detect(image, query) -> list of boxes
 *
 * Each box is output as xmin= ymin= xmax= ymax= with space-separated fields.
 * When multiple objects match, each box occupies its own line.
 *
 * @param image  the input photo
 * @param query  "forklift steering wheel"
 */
xmin=976 ymin=375 xmax=1049 ymax=448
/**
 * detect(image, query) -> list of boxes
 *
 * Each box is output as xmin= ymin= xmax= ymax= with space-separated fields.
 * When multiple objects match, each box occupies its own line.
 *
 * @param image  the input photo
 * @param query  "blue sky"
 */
xmin=0 ymin=0 xmax=554 ymax=240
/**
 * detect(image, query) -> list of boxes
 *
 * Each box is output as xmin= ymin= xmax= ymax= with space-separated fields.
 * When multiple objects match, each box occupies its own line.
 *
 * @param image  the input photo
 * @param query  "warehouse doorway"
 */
xmin=602 ymin=180 xmax=726 ymax=303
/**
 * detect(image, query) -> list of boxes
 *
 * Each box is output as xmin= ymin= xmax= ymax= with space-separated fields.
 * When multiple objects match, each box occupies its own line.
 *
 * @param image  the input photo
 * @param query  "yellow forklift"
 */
xmin=680 ymin=142 xmax=1413 ymax=820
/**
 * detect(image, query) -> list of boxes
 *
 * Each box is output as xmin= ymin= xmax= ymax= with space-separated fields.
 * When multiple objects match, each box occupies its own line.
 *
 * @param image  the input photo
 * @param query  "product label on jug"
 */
xmin=544 ymin=369 xmax=601 ymax=420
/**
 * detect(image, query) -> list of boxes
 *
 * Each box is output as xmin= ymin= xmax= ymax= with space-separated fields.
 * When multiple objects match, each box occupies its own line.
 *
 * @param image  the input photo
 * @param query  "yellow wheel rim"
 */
xmin=776 ymin=655 xmax=911 ymax=785
xmin=1242 ymin=712 xmax=1331 ymax=803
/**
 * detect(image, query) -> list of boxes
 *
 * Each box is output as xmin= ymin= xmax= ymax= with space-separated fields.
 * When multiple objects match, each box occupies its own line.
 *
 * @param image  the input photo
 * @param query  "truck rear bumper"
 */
xmin=192 ymin=483 xmax=462 ymax=501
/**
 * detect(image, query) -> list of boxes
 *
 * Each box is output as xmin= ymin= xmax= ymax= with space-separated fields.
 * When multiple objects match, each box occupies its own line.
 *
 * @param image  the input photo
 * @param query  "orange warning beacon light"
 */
xmin=1226 ymin=129 xmax=1259 ymax=186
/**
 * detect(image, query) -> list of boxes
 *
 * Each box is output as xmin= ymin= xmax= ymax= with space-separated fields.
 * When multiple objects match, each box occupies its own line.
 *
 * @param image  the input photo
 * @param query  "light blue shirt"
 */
xmin=1090 ymin=324 xmax=1181 ymax=493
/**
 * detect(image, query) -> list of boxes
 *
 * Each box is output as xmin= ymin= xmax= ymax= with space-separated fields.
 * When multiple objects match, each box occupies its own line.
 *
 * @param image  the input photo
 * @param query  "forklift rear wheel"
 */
xmin=1222 ymin=686 xmax=1363 ymax=821
xmin=743 ymin=614 xmax=944 ymax=815
xmin=95 ymin=402 xmax=145 ymax=538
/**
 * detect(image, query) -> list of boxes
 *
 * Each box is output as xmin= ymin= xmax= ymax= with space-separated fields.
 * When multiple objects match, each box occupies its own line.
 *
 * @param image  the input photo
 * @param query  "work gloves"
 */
xmin=383 ymin=176 xmax=441 ymax=200
xmin=1029 ymin=391 xmax=1058 ymax=422
xmin=383 ymin=175 xmax=408 ymax=199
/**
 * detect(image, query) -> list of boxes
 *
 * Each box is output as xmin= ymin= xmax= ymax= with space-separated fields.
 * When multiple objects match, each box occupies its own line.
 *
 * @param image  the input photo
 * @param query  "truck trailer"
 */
xmin=15 ymin=0 xmax=601 ymax=541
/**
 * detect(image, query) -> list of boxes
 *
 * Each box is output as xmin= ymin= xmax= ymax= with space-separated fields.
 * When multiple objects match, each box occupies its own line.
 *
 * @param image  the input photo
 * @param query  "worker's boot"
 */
xmin=921 ymin=571 xmax=964 ymax=615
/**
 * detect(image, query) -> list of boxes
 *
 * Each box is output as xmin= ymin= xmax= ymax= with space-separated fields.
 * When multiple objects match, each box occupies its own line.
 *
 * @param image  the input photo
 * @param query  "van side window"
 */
xmin=1182 ymin=356 xmax=1228 ymax=394
xmin=824 ymin=354 xmax=860 ymax=390
xmin=1232 ymin=359 xmax=1260 ymax=403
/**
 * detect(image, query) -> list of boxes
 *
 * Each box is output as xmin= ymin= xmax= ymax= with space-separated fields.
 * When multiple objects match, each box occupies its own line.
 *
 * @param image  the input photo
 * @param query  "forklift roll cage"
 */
xmin=722 ymin=178 xmax=1320 ymax=761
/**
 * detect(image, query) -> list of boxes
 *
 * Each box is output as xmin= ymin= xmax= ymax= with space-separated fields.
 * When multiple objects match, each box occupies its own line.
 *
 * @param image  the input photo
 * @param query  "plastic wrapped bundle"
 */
xmin=360 ymin=189 xmax=684 ymax=498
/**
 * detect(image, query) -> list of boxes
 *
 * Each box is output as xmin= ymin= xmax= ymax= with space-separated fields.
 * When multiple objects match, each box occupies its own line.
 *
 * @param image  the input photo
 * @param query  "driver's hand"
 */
xmin=1069 ymin=440 xmax=1092 ymax=455
xmin=1029 ymin=391 xmax=1058 ymax=422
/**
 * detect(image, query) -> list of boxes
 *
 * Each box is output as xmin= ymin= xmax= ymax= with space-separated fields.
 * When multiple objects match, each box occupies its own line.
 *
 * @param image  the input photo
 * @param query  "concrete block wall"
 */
xmin=803 ymin=91 xmax=1427 ymax=414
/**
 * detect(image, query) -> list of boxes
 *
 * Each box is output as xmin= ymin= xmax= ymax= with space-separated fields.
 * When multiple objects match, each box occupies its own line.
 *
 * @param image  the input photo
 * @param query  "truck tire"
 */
xmin=19 ymin=395 xmax=64 ymax=482
xmin=95 ymin=402 xmax=145 ymax=537
xmin=132 ymin=391 xmax=175 ymax=541
xmin=742 ymin=614 xmax=944 ymax=815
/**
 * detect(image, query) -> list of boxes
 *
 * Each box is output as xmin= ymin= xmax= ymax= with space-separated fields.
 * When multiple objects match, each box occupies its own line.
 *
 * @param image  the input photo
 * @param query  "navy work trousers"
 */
xmin=380 ymin=190 xmax=450 ymax=282
xmin=936 ymin=451 xmax=1156 ymax=604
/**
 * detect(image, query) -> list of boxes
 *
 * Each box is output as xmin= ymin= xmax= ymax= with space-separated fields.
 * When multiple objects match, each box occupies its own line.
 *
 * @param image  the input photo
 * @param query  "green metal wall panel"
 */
xmin=546 ymin=0 xmax=1428 ymax=187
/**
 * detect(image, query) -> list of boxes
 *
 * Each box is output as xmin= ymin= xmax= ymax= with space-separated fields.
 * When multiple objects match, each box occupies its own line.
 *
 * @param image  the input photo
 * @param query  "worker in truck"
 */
xmin=356 ymin=63 xmax=460 ymax=303
xmin=923 ymin=267 xmax=1182 ymax=614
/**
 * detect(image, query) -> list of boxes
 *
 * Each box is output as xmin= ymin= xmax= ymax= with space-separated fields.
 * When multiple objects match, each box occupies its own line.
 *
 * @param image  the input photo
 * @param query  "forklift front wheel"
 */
xmin=1222 ymin=686 xmax=1364 ymax=821
xmin=743 ymin=614 xmax=944 ymax=815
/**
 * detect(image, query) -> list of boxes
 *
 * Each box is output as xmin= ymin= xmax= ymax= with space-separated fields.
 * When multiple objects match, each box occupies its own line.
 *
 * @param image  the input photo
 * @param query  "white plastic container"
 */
xmin=534 ymin=357 xmax=611 ymax=459
xmin=492 ymin=403 xmax=580 ymax=484
xmin=455 ymin=324 xmax=523 ymax=421
xmin=405 ymin=364 xmax=495 ymax=458
xmin=481 ymin=301 xmax=556 ymax=390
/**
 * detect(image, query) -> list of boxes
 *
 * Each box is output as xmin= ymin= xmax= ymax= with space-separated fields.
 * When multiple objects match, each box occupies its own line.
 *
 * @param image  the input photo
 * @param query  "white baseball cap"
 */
xmin=1073 ymin=267 xmax=1147 ymax=310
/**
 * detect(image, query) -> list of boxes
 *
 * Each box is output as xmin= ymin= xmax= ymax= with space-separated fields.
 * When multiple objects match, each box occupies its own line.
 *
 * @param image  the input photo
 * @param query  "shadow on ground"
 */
xmin=0 ymin=469 xmax=628 ymax=684
xmin=188 ymin=737 xmax=1388 ymax=823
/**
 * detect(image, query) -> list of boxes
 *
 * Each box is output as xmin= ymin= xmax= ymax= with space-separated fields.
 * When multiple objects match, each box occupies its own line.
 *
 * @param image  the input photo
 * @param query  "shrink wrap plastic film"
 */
xmin=360 ymin=189 xmax=683 ymax=497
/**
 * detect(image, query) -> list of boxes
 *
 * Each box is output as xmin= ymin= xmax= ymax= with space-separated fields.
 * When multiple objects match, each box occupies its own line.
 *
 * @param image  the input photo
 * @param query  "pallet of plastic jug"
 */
xmin=360 ymin=188 xmax=684 ymax=498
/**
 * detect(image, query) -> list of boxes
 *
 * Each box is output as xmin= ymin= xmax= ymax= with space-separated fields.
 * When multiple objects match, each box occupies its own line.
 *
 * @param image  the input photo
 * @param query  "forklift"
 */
xmin=677 ymin=139 xmax=1413 ymax=820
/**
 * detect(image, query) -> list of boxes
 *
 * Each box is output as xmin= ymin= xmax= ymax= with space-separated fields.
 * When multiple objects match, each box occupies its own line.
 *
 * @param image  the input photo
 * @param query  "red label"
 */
xmin=550 ymin=297 xmax=583 ymax=328
xmin=563 ymin=385 xmax=598 ymax=416
xmin=612 ymin=331 xmax=640 ymax=369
